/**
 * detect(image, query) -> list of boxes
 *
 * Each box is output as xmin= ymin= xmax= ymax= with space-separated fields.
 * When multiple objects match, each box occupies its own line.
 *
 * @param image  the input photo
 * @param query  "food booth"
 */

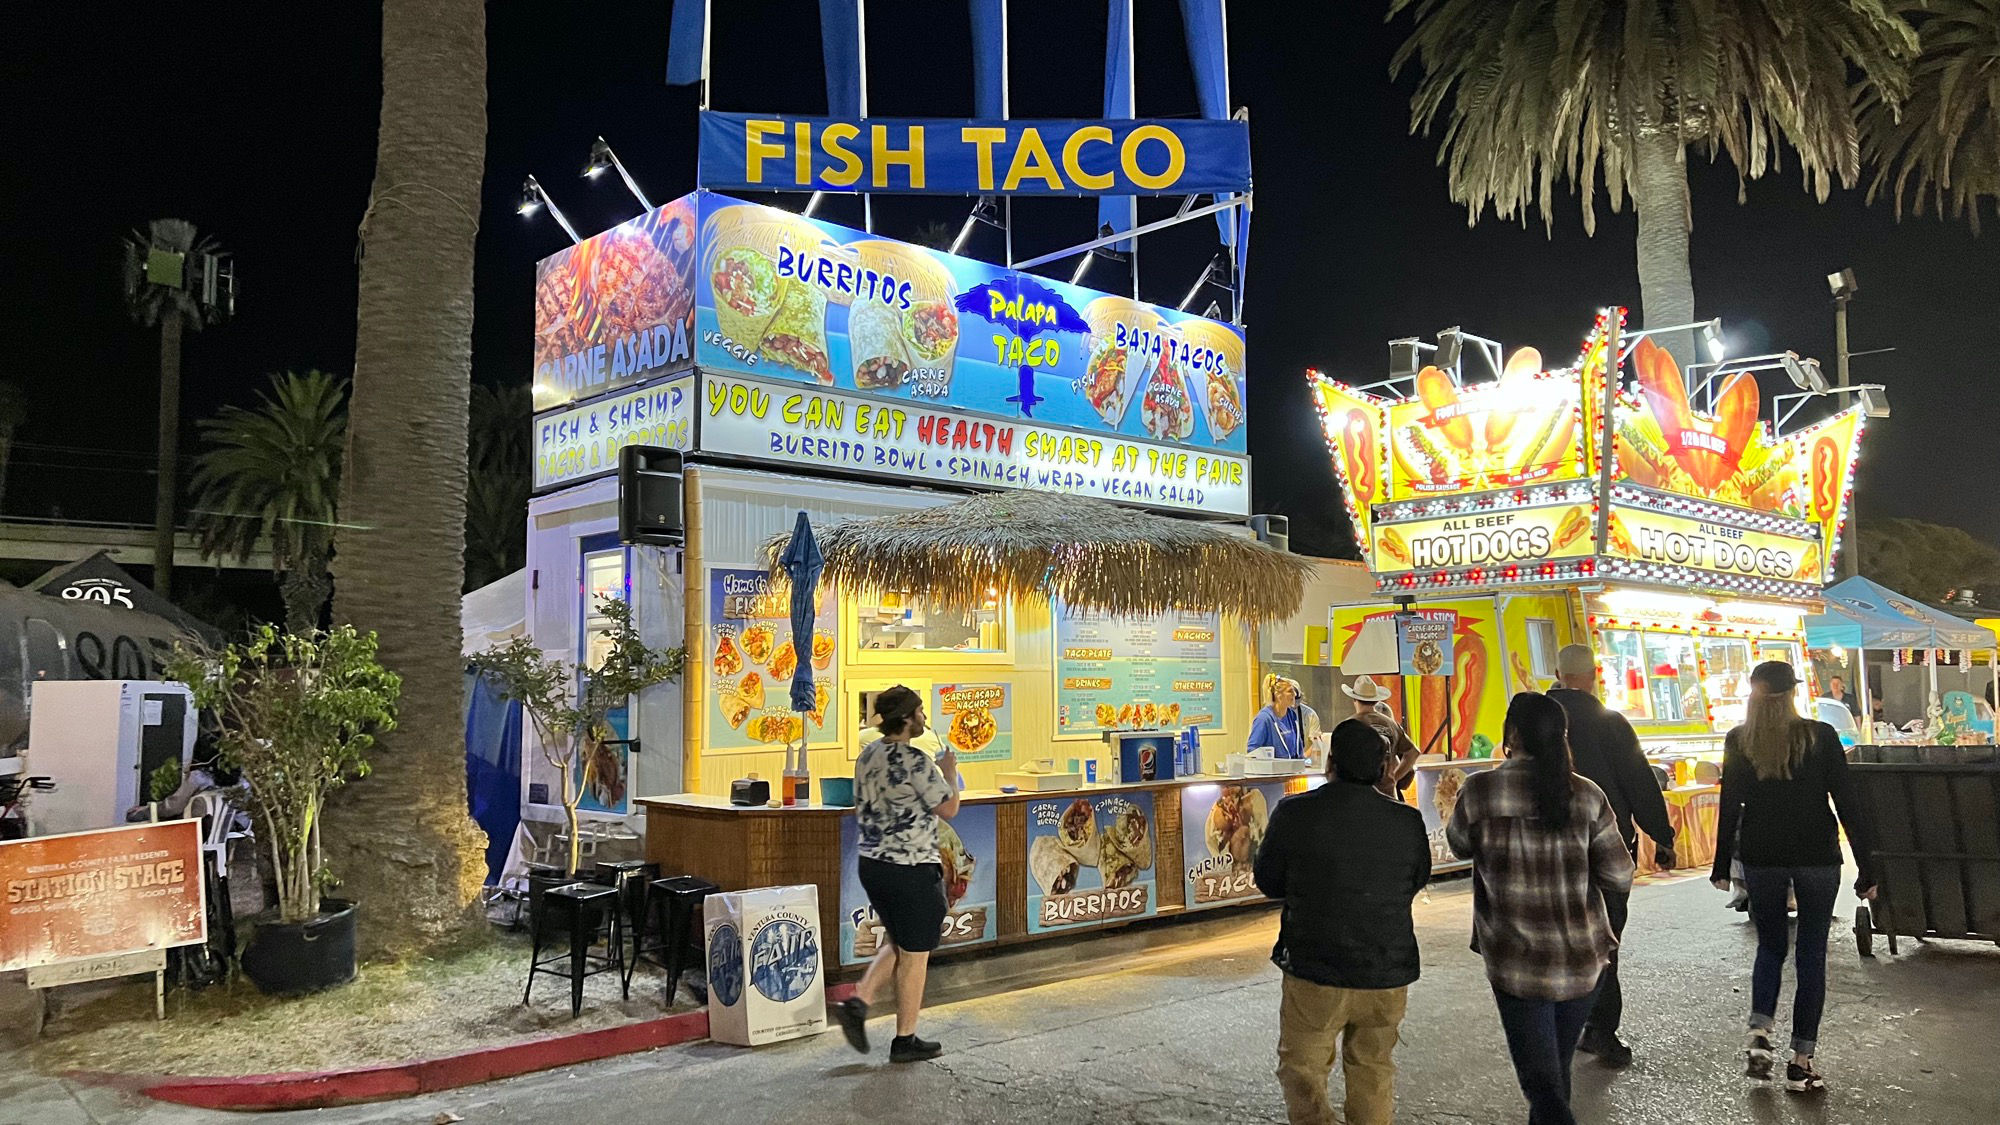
xmin=1309 ymin=309 xmax=1868 ymax=871
xmin=1805 ymin=577 xmax=1999 ymax=750
xmin=526 ymin=191 xmax=1306 ymax=966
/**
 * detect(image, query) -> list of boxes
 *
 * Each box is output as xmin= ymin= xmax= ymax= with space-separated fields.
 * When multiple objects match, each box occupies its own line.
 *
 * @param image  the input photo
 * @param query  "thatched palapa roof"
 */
xmin=762 ymin=491 xmax=1311 ymax=624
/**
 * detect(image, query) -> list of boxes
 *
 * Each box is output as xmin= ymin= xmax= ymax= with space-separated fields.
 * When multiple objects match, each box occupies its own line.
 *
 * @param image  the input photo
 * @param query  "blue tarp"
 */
xmin=1805 ymin=576 xmax=1998 ymax=652
xmin=464 ymin=670 xmax=523 ymax=886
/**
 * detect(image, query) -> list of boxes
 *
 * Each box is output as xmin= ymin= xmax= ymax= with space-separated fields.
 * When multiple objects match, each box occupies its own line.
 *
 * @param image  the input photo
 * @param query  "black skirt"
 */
xmin=857 ymin=856 xmax=947 ymax=954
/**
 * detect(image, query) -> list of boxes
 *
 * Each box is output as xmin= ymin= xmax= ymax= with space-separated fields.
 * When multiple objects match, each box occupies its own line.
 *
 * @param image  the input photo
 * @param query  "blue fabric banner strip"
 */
xmin=820 ymin=0 xmax=862 ymax=118
xmin=699 ymin=112 xmax=1250 ymax=196
xmin=969 ymin=0 xmax=1007 ymax=119
xmin=665 ymin=0 xmax=704 ymax=86
xmin=1097 ymin=0 xmax=1136 ymax=248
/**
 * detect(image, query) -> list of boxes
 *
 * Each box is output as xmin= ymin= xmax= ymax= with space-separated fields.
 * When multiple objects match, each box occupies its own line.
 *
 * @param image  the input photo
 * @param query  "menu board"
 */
xmin=1024 ymin=792 xmax=1158 ymax=934
xmin=837 ymin=805 xmax=997 ymax=965
xmin=1179 ymin=781 xmax=1287 ymax=911
xmin=692 ymin=195 xmax=1247 ymax=454
xmin=706 ymin=567 xmax=837 ymax=753
xmin=1053 ymin=603 xmax=1224 ymax=737
xmin=932 ymin=683 xmax=1012 ymax=763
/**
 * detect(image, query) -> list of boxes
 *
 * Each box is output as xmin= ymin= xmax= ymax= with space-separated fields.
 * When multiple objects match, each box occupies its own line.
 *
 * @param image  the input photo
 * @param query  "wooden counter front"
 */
xmin=637 ymin=772 xmax=1313 ymax=965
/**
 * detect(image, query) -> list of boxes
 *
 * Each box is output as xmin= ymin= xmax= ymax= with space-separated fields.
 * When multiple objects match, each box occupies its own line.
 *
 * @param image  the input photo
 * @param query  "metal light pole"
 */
xmin=1829 ymin=269 xmax=1859 ymax=578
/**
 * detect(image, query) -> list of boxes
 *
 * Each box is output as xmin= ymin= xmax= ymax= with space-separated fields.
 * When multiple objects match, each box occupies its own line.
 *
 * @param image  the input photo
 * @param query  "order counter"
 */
xmin=639 ymin=770 xmax=1314 ymax=971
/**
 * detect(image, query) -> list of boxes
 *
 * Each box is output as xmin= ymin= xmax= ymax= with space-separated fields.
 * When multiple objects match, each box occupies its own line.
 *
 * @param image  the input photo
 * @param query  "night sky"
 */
xmin=5 ymin=2 xmax=1994 ymax=557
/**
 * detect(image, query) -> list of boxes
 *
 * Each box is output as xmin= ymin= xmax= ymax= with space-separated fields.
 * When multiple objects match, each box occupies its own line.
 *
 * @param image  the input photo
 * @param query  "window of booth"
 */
xmin=581 ymin=541 xmax=628 ymax=669
xmin=847 ymin=589 xmax=1014 ymax=665
xmin=1525 ymin=619 xmax=1561 ymax=679
xmin=1700 ymin=637 xmax=1754 ymax=727
xmin=1601 ymin=628 xmax=1701 ymax=723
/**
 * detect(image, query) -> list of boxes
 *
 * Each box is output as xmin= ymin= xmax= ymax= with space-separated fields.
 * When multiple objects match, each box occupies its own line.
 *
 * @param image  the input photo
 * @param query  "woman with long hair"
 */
xmin=1447 ymin=693 xmax=1634 ymax=1125
xmin=1711 ymin=662 xmax=1875 ymax=1093
xmin=832 ymin=685 xmax=961 ymax=1063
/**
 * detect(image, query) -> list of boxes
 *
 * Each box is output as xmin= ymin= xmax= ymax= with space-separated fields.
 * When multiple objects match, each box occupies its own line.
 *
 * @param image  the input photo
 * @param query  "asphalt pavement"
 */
xmin=5 ymin=872 xmax=1996 ymax=1125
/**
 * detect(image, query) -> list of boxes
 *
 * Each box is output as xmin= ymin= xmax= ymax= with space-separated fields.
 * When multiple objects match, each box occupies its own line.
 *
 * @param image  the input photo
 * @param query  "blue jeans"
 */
xmin=1493 ymin=983 xmax=1600 ymax=1125
xmin=1743 ymin=864 xmax=1842 ymax=1056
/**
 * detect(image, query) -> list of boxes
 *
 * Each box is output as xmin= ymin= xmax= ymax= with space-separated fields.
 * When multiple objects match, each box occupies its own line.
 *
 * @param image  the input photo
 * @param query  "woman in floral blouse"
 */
xmin=832 ymin=685 xmax=961 ymax=1063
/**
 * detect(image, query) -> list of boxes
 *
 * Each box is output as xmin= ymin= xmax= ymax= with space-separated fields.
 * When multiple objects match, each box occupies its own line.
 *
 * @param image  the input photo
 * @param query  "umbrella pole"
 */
xmin=1857 ymin=650 xmax=1871 ymax=736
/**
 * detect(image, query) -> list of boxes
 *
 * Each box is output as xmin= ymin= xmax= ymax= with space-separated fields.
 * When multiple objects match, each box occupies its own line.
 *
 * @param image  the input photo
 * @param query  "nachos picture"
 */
xmin=947 ymin=707 xmax=997 ymax=754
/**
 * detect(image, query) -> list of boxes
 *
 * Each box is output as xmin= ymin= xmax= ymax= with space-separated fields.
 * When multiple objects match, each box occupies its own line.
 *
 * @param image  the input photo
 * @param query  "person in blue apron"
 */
xmin=1250 ymin=675 xmax=1318 ymax=759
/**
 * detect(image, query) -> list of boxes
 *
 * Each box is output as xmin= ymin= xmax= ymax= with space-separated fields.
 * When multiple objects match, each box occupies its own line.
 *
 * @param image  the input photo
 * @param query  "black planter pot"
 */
xmin=241 ymin=898 xmax=358 ymax=996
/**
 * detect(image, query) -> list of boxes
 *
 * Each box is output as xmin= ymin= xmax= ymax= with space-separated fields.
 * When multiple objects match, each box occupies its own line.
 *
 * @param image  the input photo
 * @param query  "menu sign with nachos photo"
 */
xmin=1024 ymin=792 xmax=1158 ymax=934
xmin=707 ymin=567 xmax=837 ymax=753
xmin=1052 ymin=602 xmax=1224 ymax=738
xmin=931 ymin=683 xmax=1011 ymax=763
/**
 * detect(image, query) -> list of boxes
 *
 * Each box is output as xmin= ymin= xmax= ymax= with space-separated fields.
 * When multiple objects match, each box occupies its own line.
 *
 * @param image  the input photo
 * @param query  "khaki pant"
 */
xmin=1276 ymin=974 xmax=1407 ymax=1125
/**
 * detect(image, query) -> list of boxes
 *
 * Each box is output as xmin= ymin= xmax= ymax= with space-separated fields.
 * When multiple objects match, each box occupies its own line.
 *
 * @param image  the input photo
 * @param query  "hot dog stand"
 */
xmin=1310 ymin=308 xmax=1868 ymax=871
xmin=524 ymin=190 xmax=1316 ymax=964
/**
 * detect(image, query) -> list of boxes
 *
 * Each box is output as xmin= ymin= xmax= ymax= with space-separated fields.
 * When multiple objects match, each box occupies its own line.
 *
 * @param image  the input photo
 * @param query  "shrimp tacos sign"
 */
xmin=1179 ymin=781 xmax=1287 ymax=910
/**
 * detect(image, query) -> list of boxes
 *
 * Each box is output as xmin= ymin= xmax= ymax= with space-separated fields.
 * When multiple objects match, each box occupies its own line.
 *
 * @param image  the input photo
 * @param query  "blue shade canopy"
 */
xmin=1805 ymin=576 xmax=1998 ymax=651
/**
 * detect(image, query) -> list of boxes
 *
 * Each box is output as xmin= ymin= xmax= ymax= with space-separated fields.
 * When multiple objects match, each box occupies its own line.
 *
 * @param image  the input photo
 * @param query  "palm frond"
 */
xmin=1860 ymin=0 xmax=2000 ymax=232
xmin=1389 ymin=0 xmax=1919 ymax=232
xmin=188 ymin=369 xmax=348 ymax=573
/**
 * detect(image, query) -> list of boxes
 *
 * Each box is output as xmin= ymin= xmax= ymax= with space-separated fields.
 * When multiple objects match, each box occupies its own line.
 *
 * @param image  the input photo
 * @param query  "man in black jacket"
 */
xmin=1549 ymin=644 xmax=1676 ymax=1068
xmin=1256 ymin=720 xmax=1431 ymax=1125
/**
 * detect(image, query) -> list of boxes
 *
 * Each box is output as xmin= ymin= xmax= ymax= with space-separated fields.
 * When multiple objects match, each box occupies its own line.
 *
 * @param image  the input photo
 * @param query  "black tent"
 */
xmin=30 ymin=551 xmax=224 ymax=646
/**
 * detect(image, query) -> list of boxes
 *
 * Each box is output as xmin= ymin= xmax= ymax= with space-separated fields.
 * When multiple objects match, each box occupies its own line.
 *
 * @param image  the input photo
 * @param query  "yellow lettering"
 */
xmin=794 ymin=121 xmax=812 ymax=185
xmin=871 ymin=125 xmax=925 ymax=189
xmin=819 ymin=123 xmax=863 ymax=187
xmin=1003 ymin=129 xmax=1065 ymax=191
xmin=1061 ymin=125 xmax=1114 ymax=190
xmin=961 ymin=127 xmax=1007 ymax=191
xmin=743 ymin=120 xmax=787 ymax=185
xmin=782 ymin=394 xmax=805 ymax=425
xmin=1120 ymin=125 xmax=1185 ymax=191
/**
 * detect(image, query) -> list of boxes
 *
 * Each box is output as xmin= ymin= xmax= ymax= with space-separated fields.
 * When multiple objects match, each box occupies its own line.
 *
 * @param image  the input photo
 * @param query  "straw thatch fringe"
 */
xmin=762 ymin=491 xmax=1312 ymax=624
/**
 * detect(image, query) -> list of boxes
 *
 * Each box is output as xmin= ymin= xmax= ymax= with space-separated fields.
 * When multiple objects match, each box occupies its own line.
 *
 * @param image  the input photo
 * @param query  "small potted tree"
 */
xmin=164 ymin=625 xmax=399 ymax=995
xmin=472 ymin=596 xmax=683 ymax=880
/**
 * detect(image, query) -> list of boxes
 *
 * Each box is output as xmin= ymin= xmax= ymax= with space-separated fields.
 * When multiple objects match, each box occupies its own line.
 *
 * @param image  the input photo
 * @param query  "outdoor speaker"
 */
xmin=619 ymin=446 xmax=684 ymax=546
xmin=1249 ymin=514 xmax=1290 ymax=553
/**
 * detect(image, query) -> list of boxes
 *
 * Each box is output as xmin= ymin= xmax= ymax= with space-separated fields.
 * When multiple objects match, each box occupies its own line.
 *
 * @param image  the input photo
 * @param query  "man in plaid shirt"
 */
xmin=1446 ymin=693 xmax=1635 ymax=1125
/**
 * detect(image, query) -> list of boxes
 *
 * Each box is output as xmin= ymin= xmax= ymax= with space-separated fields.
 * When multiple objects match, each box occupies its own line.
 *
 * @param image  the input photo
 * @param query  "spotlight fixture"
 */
xmin=1856 ymin=384 xmax=1890 ymax=419
xmin=1434 ymin=327 xmax=1463 ymax=370
xmin=1701 ymin=318 xmax=1727 ymax=363
xmin=1779 ymin=351 xmax=1830 ymax=394
xmin=1827 ymin=268 xmax=1859 ymax=300
xmin=1388 ymin=338 xmax=1422 ymax=381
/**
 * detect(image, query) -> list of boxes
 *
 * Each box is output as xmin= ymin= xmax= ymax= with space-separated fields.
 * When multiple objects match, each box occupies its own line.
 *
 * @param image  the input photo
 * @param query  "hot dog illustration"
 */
xmin=1451 ymin=629 xmax=1488 ymax=758
xmin=1342 ymin=408 xmax=1378 ymax=504
xmin=1416 ymin=366 xmax=1473 ymax=453
xmin=1553 ymin=505 xmax=1592 ymax=550
xmin=1379 ymin=527 xmax=1410 ymax=566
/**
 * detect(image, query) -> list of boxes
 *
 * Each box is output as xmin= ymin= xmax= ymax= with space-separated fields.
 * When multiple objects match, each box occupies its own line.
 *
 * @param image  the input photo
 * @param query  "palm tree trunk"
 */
xmin=280 ymin=544 xmax=334 ymax=635
xmin=154 ymin=315 xmax=183 ymax=598
xmin=1631 ymin=129 xmax=1698 ymax=374
xmin=322 ymin=0 xmax=489 ymax=959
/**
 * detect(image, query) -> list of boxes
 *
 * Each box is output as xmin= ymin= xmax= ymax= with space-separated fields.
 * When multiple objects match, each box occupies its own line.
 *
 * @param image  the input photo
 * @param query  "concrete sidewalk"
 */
xmin=6 ymin=873 xmax=1996 ymax=1124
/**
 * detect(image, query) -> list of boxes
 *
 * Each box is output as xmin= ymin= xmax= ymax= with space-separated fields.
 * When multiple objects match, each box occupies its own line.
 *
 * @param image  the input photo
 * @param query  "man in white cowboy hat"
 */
xmin=1344 ymin=677 xmax=1418 ymax=800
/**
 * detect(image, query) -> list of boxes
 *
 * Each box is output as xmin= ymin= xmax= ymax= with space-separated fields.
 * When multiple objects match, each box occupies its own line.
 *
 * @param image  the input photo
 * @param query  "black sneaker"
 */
xmin=1744 ymin=1029 xmax=1774 ymax=1080
xmin=1579 ymin=1028 xmax=1633 ymax=1068
xmin=889 ymin=1034 xmax=943 ymax=1063
xmin=833 ymin=997 xmax=869 ymax=1053
xmin=1785 ymin=1057 xmax=1826 ymax=1093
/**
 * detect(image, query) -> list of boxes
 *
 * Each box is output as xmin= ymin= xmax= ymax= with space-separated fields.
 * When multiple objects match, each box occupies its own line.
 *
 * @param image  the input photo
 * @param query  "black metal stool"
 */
xmin=631 ymin=875 xmax=718 ymax=1001
xmin=595 ymin=858 xmax=658 ymax=964
xmin=523 ymin=882 xmax=626 ymax=1016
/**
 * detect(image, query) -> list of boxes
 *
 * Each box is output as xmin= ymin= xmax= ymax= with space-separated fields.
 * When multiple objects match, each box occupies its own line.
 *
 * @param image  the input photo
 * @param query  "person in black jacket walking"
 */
xmin=1711 ymin=661 xmax=1876 ymax=1093
xmin=1548 ymin=644 xmax=1676 ymax=1067
xmin=1255 ymin=719 xmax=1432 ymax=1125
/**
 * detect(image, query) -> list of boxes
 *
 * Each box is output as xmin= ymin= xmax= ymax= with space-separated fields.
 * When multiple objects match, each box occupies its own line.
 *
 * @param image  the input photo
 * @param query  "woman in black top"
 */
xmin=1711 ymin=662 xmax=1876 ymax=1094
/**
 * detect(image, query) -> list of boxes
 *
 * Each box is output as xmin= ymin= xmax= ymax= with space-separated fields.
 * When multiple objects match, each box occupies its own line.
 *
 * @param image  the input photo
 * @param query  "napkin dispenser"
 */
xmin=730 ymin=777 xmax=772 ymax=806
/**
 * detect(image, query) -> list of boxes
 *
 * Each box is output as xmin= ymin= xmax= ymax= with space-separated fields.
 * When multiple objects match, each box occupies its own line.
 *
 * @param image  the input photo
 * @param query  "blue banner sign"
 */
xmin=699 ymin=113 xmax=1252 ymax=196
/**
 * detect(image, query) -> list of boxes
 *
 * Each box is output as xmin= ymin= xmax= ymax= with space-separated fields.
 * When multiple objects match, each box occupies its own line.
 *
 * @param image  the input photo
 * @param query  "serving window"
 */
xmin=1601 ymin=628 xmax=1701 ymax=724
xmin=847 ymin=590 xmax=1013 ymax=665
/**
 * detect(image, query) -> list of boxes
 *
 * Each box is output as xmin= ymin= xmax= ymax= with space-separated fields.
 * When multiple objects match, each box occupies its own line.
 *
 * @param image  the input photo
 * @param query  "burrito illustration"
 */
xmin=708 ymin=245 xmax=782 ymax=348
xmin=1102 ymin=804 xmax=1153 ymax=872
xmin=759 ymin=281 xmax=833 ymax=384
xmin=1030 ymin=835 xmax=1079 ymax=896
xmin=1057 ymin=798 xmax=1100 ymax=866
xmin=849 ymin=301 xmax=913 ymax=390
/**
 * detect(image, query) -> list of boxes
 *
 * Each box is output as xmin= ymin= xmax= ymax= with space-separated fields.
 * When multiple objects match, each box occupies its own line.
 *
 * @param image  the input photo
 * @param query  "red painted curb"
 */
xmin=124 ymin=983 xmax=856 ymax=1112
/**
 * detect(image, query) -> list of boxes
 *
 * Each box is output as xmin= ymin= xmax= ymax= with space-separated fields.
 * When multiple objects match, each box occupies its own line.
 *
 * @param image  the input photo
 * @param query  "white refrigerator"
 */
xmin=26 ymin=680 xmax=196 ymax=836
